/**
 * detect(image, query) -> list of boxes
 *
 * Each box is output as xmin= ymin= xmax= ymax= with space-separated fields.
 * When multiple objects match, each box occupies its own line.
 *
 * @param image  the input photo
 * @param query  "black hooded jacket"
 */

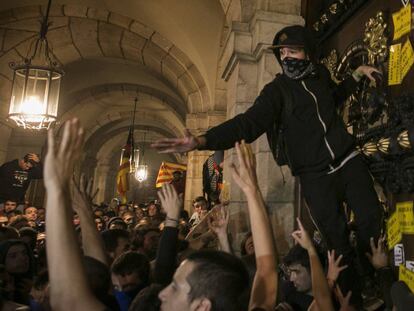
xmin=203 ymin=64 xmax=358 ymax=176
xmin=201 ymin=22 xmax=362 ymax=177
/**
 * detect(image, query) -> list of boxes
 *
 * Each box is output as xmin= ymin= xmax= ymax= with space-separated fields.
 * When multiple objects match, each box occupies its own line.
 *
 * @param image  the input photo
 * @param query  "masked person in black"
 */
xmin=152 ymin=25 xmax=382 ymax=307
xmin=0 ymin=153 xmax=42 ymax=204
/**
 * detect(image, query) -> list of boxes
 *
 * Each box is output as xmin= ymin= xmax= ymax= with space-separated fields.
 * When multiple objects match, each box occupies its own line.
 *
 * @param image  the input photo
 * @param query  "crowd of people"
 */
xmin=0 ymin=120 xmax=411 ymax=311
xmin=0 ymin=24 xmax=413 ymax=310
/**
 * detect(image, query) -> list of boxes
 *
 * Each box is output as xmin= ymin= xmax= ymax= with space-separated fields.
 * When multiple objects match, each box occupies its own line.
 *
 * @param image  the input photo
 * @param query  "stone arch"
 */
xmin=0 ymin=4 xmax=210 ymax=114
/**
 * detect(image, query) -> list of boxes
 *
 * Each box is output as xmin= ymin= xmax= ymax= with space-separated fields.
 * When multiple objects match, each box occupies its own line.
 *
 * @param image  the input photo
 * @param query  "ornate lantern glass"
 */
xmin=7 ymin=0 xmax=63 ymax=130
xmin=135 ymin=164 xmax=148 ymax=182
xmin=9 ymin=62 xmax=63 ymax=129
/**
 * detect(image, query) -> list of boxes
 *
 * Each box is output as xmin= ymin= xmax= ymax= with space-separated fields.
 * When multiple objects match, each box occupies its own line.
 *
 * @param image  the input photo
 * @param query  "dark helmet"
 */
xmin=270 ymin=25 xmax=318 ymax=65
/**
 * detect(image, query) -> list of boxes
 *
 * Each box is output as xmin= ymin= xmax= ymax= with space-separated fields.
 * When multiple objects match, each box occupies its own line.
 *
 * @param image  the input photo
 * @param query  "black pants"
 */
xmin=300 ymin=155 xmax=382 ymax=304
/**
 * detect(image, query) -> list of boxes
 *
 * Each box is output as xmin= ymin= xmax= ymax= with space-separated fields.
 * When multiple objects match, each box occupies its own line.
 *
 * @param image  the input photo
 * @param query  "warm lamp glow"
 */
xmin=135 ymin=165 xmax=148 ymax=182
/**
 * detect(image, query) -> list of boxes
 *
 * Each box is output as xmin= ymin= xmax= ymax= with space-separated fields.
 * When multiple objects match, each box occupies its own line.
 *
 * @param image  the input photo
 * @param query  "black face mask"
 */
xmin=281 ymin=57 xmax=316 ymax=80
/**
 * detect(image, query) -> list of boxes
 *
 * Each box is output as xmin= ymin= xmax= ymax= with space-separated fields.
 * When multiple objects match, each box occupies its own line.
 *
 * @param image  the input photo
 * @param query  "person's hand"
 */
xmin=335 ymin=284 xmax=355 ymax=311
xmin=208 ymin=205 xmax=229 ymax=237
xmin=327 ymin=250 xmax=348 ymax=287
xmin=158 ymin=183 xmax=182 ymax=222
xmin=72 ymin=175 xmax=98 ymax=215
xmin=151 ymin=129 xmax=202 ymax=153
xmin=27 ymin=153 xmax=40 ymax=163
xmin=230 ymin=140 xmax=258 ymax=194
xmin=366 ymin=236 xmax=388 ymax=270
xmin=291 ymin=218 xmax=315 ymax=252
xmin=354 ymin=65 xmax=382 ymax=83
xmin=44 ymin=118 xmax=84 ymax=190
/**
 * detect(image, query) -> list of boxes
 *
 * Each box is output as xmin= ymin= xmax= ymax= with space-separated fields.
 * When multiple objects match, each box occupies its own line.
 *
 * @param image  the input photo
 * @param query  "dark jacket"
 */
xmin=0 ymin=159 xmax=43 ymax=202
xmin=203 ymin=65 xmax=359 ymax=176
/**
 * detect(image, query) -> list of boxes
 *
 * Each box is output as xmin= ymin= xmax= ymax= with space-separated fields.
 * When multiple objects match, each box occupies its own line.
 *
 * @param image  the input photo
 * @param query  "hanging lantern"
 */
xmin=131 ymin=148 xmax=140 ymax=173
xmin=8 ymin=0 xmax=63 ymax=130
xmin=135 ymin=130 xmax=149 ymax=182
xmin=135 ymin=164 xmax=148 ymax=182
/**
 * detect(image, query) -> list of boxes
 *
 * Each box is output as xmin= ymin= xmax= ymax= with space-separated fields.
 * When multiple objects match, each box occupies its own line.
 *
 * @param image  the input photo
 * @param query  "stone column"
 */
xmin=219 ymin=7 xmax=303 ymax=256
xmin=94 ymin=161 xmax=111 ymax=204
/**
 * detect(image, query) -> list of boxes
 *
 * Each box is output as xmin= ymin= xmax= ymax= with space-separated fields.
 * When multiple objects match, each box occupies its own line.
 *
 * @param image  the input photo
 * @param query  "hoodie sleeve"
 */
xmin=319 ymin=65 xmax=359 ymax=107
xmin=202 ymin=80 xmax=283 ymax=151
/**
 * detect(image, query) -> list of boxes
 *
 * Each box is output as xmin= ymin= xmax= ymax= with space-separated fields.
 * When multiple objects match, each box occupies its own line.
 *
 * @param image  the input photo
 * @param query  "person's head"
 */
xmin=192 ymin=197 xmax=208 ymax=216
xmin=121 ymin=211 xmax=136 ymax=227
xmin=134 ymin=207 xmax=144 ymax=222
xmin=118 ymin=204 xmax=129 ymax=214
xmin=107 ymin=217 xmax=128 ymax=230
xmin=8 ymin=215 xmax=29 ymax=230
xmin=0 ymin=226 xmax=19 ymax=242
xmin=283 ymin=244 xmax=312 ymax=293
xmin=159 ymin=250 xmax=249 ymax=311
xmin=36 ymin=207 xmax=46 ymax=222
xmin=129 ymin=284 xmax=162 ymax=311
xmin=94 ymin=216 xmax=104 ymax=232
xmin=101 ymin=229 xmax=130 ymax=261
xmin=0 ymin=240 xmax=34 ymax=277
xmin=4 ymin=200 xmax=17 ymax=213
xmin=240 ymin=232 xmax=254 ymax=256
xmin=19 ymin=227 xmax=38 ymax=251
xmin=111 ymin=251 xmax=150 ymax=294
xmin=271 ymin=25 xmax=317 ymax=64
xmin=24 ymin=206 xmax=38 ymax=222
xmin=83 ymin=256 xmax=112 ymax=300
xmin=147 ymin=202 xmax=159 ymax=217
xmin=18 ymin=154 xmax=38 ymax=171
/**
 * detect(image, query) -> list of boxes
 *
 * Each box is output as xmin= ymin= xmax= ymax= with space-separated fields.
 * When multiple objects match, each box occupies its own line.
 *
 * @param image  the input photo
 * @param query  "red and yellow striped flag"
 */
xmin=155 ymin=162 xmax=187 ymax=188
xmin=116 ymin=128 xmax=133 ymax=203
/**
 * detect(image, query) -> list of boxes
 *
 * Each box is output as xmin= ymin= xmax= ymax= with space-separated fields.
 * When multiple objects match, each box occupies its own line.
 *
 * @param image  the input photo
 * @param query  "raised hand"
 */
xmin=44 ymin=118 xmax=84 ymax=190
xmin=208 ymin=205 xmax=229 ymax=237
xmin=291 ymin=218 xmax=314 ymax=252
xmin=354 ymin=65 xmax=382 ymax=83
xmin=335 ymin=284 xmax=355 ymax=311
xmin=158 ymin=183 xmax=182 ymax=222
xmin=27 ymin=153 xmax=40 ymax=163
xmin=151 ymin=129 xmax=201 ymax=153
xmin=327 ymin=250 xmax=348 ymax=287
xmin=72 ymin=175 xmax=98 ymax=215
xmin=230 ymin=140 xmax=258 ymax=194
xmin=366 ymin=236 xmax=388 ymax=270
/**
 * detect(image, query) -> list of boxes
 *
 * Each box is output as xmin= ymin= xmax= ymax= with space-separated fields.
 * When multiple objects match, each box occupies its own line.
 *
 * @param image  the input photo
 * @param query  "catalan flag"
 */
xmin=155 ymin=162 xmax=187 ymax=188
xmin=116 ymin=127 xmax=133 ymax=203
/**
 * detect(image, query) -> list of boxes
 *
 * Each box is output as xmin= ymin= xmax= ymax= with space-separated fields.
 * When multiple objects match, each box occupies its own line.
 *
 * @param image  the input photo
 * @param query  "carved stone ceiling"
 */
xmin=0 ymin=0 xmax=226 ymax=163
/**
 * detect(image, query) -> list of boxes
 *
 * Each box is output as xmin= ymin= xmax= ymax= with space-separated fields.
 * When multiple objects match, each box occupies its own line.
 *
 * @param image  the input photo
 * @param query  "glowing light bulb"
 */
xmin=135 ymin=165 xmax=148 ymax=182
xmin=20 ymin=96 xmax=45 ymax=123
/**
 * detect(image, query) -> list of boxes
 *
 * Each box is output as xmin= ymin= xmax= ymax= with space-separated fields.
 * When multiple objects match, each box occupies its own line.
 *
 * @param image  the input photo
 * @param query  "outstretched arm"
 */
xmin=154 ymin=183 xmax=182 ymax=285
xmin=72 ymin=175 xmax=108 ymax=266
xmin=152 ymin=82 xmax=282 ymax=153
xmin=231 ymin=141 xmax=277 ymax=311
xmin=44 ymin=119 xmax=105 ymax=311
xmin=292 ymin=218 xmax=334 ymax=311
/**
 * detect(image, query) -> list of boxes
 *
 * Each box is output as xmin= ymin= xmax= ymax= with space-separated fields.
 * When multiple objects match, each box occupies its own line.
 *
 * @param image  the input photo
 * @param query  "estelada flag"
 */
xmin=116 ymin=127 xmax=133 ymax=203
xmin=156 ymin=162 xmax=187 ymax=188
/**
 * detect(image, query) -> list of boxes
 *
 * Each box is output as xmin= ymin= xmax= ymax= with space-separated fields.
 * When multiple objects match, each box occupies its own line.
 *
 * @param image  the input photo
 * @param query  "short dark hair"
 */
xmin=101 ymin=229 xmax=129 ymax=253
xmin=193 ymin=196 xmax=207 ymax=206
xmin=111 ymin=251 xmax=150 ymax=285
xmin=283 ymin=244 xmax=311 ymax=270
xmin=186 ymin=250 xmax=249 ymax=311
xmin=129 ymin=284 xmax=162 ymax=311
